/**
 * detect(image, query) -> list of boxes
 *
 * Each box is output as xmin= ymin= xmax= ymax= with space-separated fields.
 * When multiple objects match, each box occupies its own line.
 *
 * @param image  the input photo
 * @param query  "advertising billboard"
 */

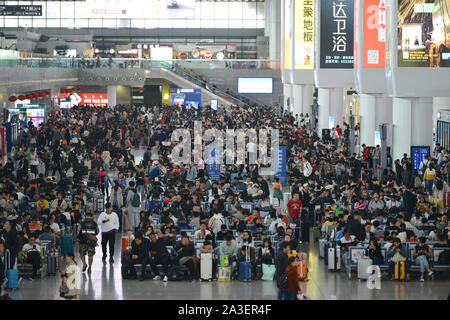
xmin=169 ymin=88 xmax=201 ymax=109
xmin=294 ymin=0 xmax=315 ymax=69
xmin=398 ymin=0 xmax=450 ymax=67
xmin=363 ymin=0 xmax=386 ymax=68
xmin=238 ymin=78 xmax=273 ymax=94
xmin=320 ymin=0 xmax=354 ymax=68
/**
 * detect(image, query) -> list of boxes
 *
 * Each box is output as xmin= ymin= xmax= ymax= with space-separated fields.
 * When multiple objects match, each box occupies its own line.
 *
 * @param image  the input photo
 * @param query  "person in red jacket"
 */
xmin=287 ymin=192 xmax=302 ymax=225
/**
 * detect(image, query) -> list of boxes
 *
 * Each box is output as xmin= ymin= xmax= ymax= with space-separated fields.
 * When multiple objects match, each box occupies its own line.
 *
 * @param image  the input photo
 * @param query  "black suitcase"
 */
xmin=47 ymin=254 xmax=57 ymax=275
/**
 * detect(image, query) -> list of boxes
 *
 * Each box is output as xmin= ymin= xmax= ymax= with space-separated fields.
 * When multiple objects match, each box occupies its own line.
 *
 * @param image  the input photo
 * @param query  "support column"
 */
xmin=107 ymin=85 xmax=117 ymax=107
xmin=302 ymin=84 xmax=314 ymax=115
xmin=292 ymin=84 xmax=303 ymax=120
xmin=266 ymin=0 xmax=281 ymax=63
xmin=318 ymin=88 xmax=330 ymax=137
xmin=359 ymin=94 xmax=376 ymax=147
xmin=392 ymin=97 xmax=432 ymax=161
xmin=375 ymin=95 xmax=393 ymax=147
xmin=329 ymin=87 xmax=344 ymax=128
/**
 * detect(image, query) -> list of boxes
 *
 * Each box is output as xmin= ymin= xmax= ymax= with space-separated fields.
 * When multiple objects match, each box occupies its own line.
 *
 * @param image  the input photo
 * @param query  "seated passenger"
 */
xmin=368 ymin=239 xmax=384 ymax=265
xmin=174 ymin=235 xmax=196 ymax=281
xmin=412 ymin=237 xmax=434 ymax=282
xmin=149 ymin=232 xmax=169 ymax=282
xmin=127 ymin=233 xmax=151 ymax=281
xmin=387 ymin=238 xmax=411 ymax=281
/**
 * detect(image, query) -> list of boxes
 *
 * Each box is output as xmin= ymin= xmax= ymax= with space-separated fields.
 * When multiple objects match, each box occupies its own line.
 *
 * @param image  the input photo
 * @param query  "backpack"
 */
xmin=131 ymin=190 xmax=140 ymax=207
xmin=437 ymin=250 xmax=450 ymax=265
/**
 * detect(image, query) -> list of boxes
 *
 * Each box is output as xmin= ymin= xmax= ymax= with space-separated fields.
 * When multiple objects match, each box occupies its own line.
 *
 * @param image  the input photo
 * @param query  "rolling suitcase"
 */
xmin=319 ymin=239 xmax=327 ymax=258
xmin=3 ymin=252 xmax=18 ymax=290
xmin=121 ymin=248 xmax=132 ymax=278
xmin=324 ymin=242 xmax=332 ymax=265
xmin=394 ymin=261 xmax=405 ymax=280
xmin=47 ymin=250 xmax=58 ymax=276
xmin=239 ymin=249 xmax=252 ymax=281
xmin=328 ymin=246 xmax=341 ymax=271
xmin=97 ymin=197 xmax=104 ymax=213
xmin=122 ymin=212 xmax=130 ymax=233
xmin=297 ymin=260 xmax=307 ymax=281
xmin=200 ymin=253 xmax=213 ymax=281
xmin=357 ymin=256 xmax=373 ymax=280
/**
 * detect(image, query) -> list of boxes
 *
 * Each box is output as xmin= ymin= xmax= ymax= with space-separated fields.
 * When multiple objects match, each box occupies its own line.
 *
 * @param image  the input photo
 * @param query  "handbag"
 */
xmin=276 ymin=272 xmax=289 ymax=289
xmin=391 ymin=252 xmax=406 ymax=263
xmin=59 ymin=279 xmax=69 ymax=297
xmin=220 ymin=254 xmax=229 ymax=267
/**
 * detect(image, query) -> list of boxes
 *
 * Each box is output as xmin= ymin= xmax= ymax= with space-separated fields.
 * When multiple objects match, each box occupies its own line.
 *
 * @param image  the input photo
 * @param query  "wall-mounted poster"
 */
xmin=320 ymin=0 xmax=354 ymax=68
xmin=294 ymin=0 xmax=315 ymax=69
xmin=398 ymin=0 xmax=450 ymax=67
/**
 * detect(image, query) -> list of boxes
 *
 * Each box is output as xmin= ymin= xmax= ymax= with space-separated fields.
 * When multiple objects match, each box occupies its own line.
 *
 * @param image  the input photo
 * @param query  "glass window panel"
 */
xmin=242 ymin=20 xmax=256 ymax=29
xmin=47 ymin=19 xmax=60 ymax=28
xmin=33 ymin=18 xmax=46 ymax=28
xmin=186 ymin=19 xmax=201 ymax=28
xmin=0 ymin=19 xmax=4 ymax=28
xmin=75 ymin=19 xmax=88 ymax=29
xmin=201 ymin=19 xmax=214 ymax=29
xmin=200 ymin=2 xmax=215 ymax=20
xmin=229 ymin=20 xmax=243 ymax=29
xmin=159 ymin=19 xmax=172 ymax=28
xmin=256 ymin=2 xmax=265 ymax=20
xmin=215 ymin=19 xmax=228 ymax=29
xmin=61 ymin=19 xmax=74 ymax=29
xmin=214 ymin=2 xmax=228 ymax=20
xmin=74 ymin=2 xmax=89 ymax=19
xmin=61 ymin=2 xmax=74 ymax=19
xmin=18 ymin=18 xmax=32 ymax=28
xmin=103 ymin=19 xmax=117 ymax=29
xmin=88 ymin=19 xmax=102 ymax=28
xmin=244 ymin=3 xmax=257 ymax=19
xmin=117 ymin=19 xmax=131 ymax=28
xmin=131 ymin=19 xmax=144 ymax=29
xmin=46 ymin=2 xmax=60 ymax=19
xmin=228 ymin=3 xmax=243 ymax=19
xmin=145 ymin=19 xmax=158 ymax=29
xmin=172 ymin=19 xmax=186 ymax=29
xmin=256 ymin=19 xmax=265 ymax=29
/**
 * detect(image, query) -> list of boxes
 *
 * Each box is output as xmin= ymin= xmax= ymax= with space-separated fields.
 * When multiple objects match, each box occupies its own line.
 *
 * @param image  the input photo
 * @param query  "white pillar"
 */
xmin=359 ymin=94 xmax=376 ymax=147
xmin=318 ymin=88 xmax=330 ymax=137
xmin=302 ymin=84 xmax=314 ymax=115
xmin=375 ymin=95 xmax=393 ymax=146
xmin=107 ymin=85 xmax=117 ymax=107
xmin=392 ymin=97 xmax=432 ymax=161
xmin=267 ymin=0 xmax=281 ymax=62
xmin=292 ymin=84 xmax=303 ymax=120
xmin=329 ymin=87 xmax=344 ymax=128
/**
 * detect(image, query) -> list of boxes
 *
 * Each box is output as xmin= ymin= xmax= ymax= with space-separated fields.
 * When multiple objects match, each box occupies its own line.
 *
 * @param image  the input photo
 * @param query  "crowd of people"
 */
xmin=0 ymin=101 xmax=449 ymax=300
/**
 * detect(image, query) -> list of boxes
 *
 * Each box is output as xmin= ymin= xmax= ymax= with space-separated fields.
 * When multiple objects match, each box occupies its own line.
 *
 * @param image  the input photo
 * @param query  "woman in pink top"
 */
xmin=353 ymin=198 xmax=367 ymax=211
xmin=98 ymin=167 xmax=107 ymax=197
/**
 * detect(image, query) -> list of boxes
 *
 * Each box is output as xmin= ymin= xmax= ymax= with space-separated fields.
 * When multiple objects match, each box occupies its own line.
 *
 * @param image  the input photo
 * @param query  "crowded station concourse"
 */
xmin=0 ymin=102 xmax=448 ymax=300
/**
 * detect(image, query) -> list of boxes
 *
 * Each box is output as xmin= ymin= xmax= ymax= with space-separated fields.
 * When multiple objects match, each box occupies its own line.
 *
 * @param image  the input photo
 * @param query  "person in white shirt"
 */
xmin=97 ymin=203 xmax=120 ymax=263
xmin=194 ymin=222 xmax=211 ymax=240
xmin=22 ymin=236 xmax=41 ymax=279
xmin=49 ymin=215 xmax=61 ymax=237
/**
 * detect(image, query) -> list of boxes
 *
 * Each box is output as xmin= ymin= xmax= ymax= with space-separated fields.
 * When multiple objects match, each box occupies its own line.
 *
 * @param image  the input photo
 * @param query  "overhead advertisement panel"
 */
xmin=398 ymin=0 xmax=450 ymax=67
xmin=284 ymin=0 xmax=292 ymax=69
xmin=294 ymin=0 xmax=315 ymax=69
xmin=320 ymin=0 xmax=354 ymax=68
xmin=363 ymin=0 xmax=386 ymax=68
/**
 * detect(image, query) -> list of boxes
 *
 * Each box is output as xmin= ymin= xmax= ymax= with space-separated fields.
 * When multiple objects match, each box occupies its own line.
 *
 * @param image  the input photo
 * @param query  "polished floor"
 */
xmin=11 ymin=232 xmax=450 ymax=300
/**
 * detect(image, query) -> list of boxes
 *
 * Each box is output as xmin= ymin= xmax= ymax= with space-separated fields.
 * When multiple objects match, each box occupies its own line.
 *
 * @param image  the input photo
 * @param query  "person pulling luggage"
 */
xmin=77 ymin=211 xmax=99 ymax=273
